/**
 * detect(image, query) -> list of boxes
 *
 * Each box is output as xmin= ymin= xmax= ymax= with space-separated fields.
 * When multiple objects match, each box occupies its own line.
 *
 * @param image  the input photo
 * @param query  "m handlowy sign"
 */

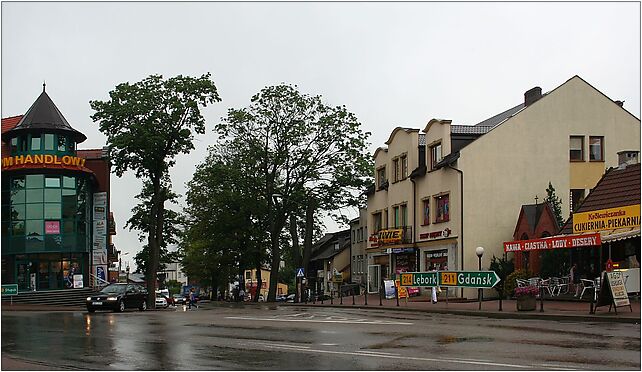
xmin=503 ymin=232 xmax=601 ymax=252
xmin=399 ymin=271 xmax=500 ymax=289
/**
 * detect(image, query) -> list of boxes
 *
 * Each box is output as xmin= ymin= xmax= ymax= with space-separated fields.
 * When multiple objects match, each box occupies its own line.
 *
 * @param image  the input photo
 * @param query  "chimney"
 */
xmin=524 ymin=87 xmax=542 ymax=106
xmin=615 ymin=100 xmax=625 ymax=107
xmin=617 ymin=150 xmax=639 ymax=169
xmin=418 ymin=133 xmax=426 ymax=169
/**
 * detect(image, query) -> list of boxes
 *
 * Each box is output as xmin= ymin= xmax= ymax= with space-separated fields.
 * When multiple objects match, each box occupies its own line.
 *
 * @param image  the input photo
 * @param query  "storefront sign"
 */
xmin=45 ymin=221 xmax=60 ymax=234
xmin=386 ymin=247 xmax=416 ymax=254
xmin=606 ymin=271 xmax=630 ymax=307
xmin=419 ymin=228 xmax=451 ymax=240
xmin=1 ymin=154 xmax=86 ymax=169
xmin=378 ymin=229 xmax=403 ymax=245
xmin=503 ymin=232 xmax=601 ymax=252
xmin=573 ymin=204 xmax=640 ymax=233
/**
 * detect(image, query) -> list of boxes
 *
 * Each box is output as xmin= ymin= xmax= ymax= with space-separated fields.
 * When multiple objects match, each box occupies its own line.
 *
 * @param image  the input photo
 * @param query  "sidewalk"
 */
xmin=295 ymin=293 xmax=641 ymax=324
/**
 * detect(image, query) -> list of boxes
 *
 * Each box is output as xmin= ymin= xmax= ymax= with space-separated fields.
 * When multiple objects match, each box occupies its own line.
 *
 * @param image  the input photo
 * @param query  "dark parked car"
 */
xmin=86 ymin=283 xmax=148 ymax=313
xmin=173 ymin=294 xmax=185 ymax=305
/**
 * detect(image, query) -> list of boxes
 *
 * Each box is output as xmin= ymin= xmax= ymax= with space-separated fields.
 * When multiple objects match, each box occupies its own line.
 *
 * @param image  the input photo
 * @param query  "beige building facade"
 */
xmin=366 ymin=76 xmax=640 ymax=299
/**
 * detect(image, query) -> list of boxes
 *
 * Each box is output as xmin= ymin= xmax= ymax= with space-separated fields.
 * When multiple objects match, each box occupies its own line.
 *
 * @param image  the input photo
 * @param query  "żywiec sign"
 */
xmin=2 ymin=154 xmax=87 ymax=170
xmin=503 ymin=232 xmax=601 ymax=252
xmin=573 ymin=205 xmax=640 ymax=233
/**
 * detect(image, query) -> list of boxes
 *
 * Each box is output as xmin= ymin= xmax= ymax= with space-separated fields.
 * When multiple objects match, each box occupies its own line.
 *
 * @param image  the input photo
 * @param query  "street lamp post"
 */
xmin=119 ymin=252 xmax=130 ymax=283
xmin=476 ymin=246 xmax=484 ymax=310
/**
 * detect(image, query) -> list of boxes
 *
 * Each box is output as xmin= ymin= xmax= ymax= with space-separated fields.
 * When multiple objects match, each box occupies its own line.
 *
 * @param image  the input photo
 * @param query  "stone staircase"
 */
xmin=2 ymin=288 xmax=96 ymax=307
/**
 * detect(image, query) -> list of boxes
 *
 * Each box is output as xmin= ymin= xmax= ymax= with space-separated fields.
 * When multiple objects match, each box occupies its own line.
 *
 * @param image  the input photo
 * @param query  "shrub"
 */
xmin=504 ymin=269 xmax=533 ymax=298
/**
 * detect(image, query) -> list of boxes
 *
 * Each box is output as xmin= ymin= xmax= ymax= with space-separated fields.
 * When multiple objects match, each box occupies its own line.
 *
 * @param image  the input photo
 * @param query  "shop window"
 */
xmin=26 ymin=189 xmax=44 ymax=203
xmin=11 ymin=177 xmax=25 ymax=190
xmin=63 ymin=177 xmax=75 ymax=189
xmin=570 ymin=136 xmax=584 ymax=161
xmin=11 ymin=204 xmax=26 ymax=220
xmin=44 ymin=203 xmax=61 ymax=219
xmin=430 ymin=142 xmax=442 ymax=169
xmin=44 ymin=189 xmax=61 ymax=203
xmin=31 ymin=135 xmax=41 ymax=151
xmin=12 ymin=221 xmax=25 ymax=236
xmin=26 ymin=204 xmax=43 ymax=219
xmin=26 ymin=175 xmax=44 ymax=189
xmin=25 ymin=220 xmax=44 ymax=239
xmin=422 ymin=199 xmax=430 ymax=225
xmin=589 ymin=136 xmax=603 ymax=162
xmin=10 ymin=137 xmax=18 ymax=153
xmin=45 ymin=176 xmax=61 ymax=188
xmin=44 ymin=134 xmax=55 ymax=151
xmin=435 ymin=194 xmax=450 ymax=223
xmin=11 ymin=189 xmax=26 ymax=204
xmin=62 ymin=219 xmax=75 ymax=234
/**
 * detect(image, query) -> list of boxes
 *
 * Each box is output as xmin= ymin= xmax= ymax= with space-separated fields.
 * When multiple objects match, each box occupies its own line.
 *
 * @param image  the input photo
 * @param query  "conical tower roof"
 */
xmin=4 ymin=85 xmax=87 ymax=143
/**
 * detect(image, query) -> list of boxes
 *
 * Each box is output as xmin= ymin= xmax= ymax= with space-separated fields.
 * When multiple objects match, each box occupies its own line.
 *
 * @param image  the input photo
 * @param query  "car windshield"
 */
xmin=100 ymin=285 xmax=127 ymax=295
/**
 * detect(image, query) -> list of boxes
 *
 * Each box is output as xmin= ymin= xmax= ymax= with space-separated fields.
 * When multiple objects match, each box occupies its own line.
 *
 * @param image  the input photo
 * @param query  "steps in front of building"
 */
xmin=2 ymin=288 xmax=96 ymax=307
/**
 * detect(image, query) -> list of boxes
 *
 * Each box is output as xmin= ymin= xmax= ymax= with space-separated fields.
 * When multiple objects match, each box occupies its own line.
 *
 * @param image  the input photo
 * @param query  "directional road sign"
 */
xmin=399 ymin=271 xmax=500 ymax=288
xmin=1 ymin=284 xmax=18 ymax=296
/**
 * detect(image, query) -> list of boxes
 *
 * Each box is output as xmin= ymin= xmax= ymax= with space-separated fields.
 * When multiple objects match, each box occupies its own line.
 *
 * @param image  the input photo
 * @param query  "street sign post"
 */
xmin=296 ymin=268 xmax=305 ymax=278
xmin=399 ymin=271 xmax=500 ymax=288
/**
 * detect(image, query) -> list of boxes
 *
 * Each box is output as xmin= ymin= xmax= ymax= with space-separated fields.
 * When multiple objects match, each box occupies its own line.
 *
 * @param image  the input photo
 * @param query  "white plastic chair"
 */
xmin=579 ymin=279 xmax=595 ymax=299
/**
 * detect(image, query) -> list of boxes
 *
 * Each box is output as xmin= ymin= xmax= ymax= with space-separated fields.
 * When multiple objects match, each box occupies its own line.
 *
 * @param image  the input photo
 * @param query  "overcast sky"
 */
xmin=2 ymin=2 xmax=640 ymax=270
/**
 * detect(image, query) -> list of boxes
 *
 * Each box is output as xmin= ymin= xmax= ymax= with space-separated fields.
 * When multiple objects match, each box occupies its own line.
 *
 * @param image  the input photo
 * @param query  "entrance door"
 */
xmin=16 ymin=261 xmax=31 ymax=291
xmin=38 ymin=262 xmax=50 ymax=290
xmin=368 ymin=264 xmax=380 ymax=294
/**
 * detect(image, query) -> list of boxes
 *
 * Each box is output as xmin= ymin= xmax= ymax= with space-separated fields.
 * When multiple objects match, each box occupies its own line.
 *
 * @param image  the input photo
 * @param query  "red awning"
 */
xmin=504 ymin=232 xmax=601 ymax=252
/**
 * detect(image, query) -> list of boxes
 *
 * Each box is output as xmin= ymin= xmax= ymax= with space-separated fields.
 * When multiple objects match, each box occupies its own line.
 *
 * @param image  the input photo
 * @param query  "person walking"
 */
xmin=239 ymin=288 xmax=246 ymax=302
xmin=188 ymin=288 xmax=196 ymax=309
xmin=430 ymin=265 xmax=438 ymax=304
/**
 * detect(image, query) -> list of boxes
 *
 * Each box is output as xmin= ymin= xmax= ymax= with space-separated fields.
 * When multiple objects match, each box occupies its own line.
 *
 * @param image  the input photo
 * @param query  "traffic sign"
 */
xmin=398 ymin=271 xmax=500 ymax=288
xmin=296 ymin=268 xmax=305 ymax=277
xmin=1 ymin=284 xmax=18 ymax=296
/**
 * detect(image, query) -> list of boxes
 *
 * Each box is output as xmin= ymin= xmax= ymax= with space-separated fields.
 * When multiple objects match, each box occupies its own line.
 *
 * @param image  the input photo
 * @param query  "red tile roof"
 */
xmin=2 ymin=115 xmax=22 ymax=134
xmin=560 ymin=163 xmax=641 ymax=233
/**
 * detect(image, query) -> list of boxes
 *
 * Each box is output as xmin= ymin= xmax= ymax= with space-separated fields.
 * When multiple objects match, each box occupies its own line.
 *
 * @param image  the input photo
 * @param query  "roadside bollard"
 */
xmin=330 ymin=291 xmax=333 ymax=305
xmin=352 ymin=289 xmax=355 ymax=305
xmin=340 ymin=286 xmax=343 ymax=305
xmin=539 ymin=285 xmax=544 ymax=312
xmin=364 ymin=286 xmax=367 ymax=306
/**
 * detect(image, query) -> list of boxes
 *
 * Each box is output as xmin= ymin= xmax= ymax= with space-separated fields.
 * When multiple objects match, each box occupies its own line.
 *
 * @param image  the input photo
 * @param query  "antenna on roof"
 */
xmin=43 ymin=81 xmax=46 ymax=92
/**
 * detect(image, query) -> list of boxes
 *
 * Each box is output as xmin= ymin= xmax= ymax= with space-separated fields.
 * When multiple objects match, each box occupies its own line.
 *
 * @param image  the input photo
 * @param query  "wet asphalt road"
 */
xmin=1 ymin=303 xmax=640 ymax=370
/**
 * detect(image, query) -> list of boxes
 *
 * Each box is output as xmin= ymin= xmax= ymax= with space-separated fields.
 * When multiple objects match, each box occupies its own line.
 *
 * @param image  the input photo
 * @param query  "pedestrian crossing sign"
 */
xmin=296 ymin=268 xmax=305 ymax=277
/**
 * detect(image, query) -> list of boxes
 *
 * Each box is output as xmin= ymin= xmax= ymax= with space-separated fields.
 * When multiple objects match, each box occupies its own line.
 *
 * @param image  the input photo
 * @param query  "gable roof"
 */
xmin=3 ymin=89 xmax=87 ymax=143
xmin=560 ymin=163 xmax=641 ymax=234
xmin=310 ymin=229 xmax=351 ymax=261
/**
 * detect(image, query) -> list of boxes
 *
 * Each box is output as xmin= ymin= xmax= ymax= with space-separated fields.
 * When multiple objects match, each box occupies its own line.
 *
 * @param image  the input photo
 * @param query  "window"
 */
xmin=422 ymin=199 xmax=430 ymax=225
xmin=435 ymin=194 xmax=450 ymax=223
xmin=373 ymin=212 xmax=382 ymax=232
xmin=58 ymin=136 xmax=67 ymax=152
xmin=430 ymin=142 xmax=442 ymax=169
xmin=376 ymin=167 xmax=386 ymax=190
xmin=31 ymin=135 xmax=41 ymax=151
xmin=589 ymin=136 xmax=603 ymax=161
xmin=392 ymin=158 xmax=400 ymax=182
xmin=45 ymin=176 xmax=61 ymax=188
xmin=44 ymin=134 xmax=55 ymax=151
xmin=570 ymin=136 xmax=584 ymax=161
xmin=401 ymin=155 xmax=408 ymax=179
xmin=10 ymin=138 xmax=17 ymax=153
xmin=570 ymin=189 xmax=585 ymax=212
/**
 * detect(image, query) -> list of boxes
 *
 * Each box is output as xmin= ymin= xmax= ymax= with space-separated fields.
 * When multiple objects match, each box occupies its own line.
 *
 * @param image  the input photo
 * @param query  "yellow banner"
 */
xmin=394 ymin=280 xmax=408 ymax=298
xmin=378 ymin=229 xmax=403 ymax=245
xmin=573 ymin=204 xmax=641 ymax=233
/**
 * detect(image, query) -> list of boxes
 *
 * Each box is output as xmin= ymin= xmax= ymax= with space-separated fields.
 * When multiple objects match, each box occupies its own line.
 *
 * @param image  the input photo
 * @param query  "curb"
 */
xmin=287 ymin=303 xmax=641 ymax=324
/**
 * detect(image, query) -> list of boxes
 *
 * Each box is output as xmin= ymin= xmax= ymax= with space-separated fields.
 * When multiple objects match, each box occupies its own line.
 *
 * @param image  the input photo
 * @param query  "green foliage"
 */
xmin=504 ymin=269 xmax=533 ymax=298
xmin=211 ymin=84 xmax=373 ymax=301
xmin=489 ymin=255 xmax=514 ymax=296
xmin=166 ymin=280 xmax=182 ymax=296
xmin=90 ymin=73 xmax=220 ymax=304
xmin=545 ymin=182 xmax=564 ymax=228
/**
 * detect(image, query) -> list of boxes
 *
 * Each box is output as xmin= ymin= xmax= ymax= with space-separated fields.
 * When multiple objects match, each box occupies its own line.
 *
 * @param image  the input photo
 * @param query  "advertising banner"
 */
xmin=573 ymin=204 xmax=640 ymax=233
xmin=503 ymin=232 xmax=601 ymax=252
xmin=383 ymin=280 xmax=396 ymax=299
xmin=378 ymin=229 xmax=403 ymax=245
xmin=93 ymin=192 xmax=108 ymax=265
xmin=73 ymin=274 xmax=84 ymax=288
xmin=45 ymin=221 xmax=60 ymax=234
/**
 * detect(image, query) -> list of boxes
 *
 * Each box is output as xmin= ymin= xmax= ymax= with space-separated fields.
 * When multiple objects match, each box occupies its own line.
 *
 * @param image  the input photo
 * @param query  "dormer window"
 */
xmin=44 ymin=134 xmax=55 ymax=151
xmin=31 ymin=135 xmax=41 ymax=151
xmin=10 ymin=138 xmax=18 ymax=154
xmin=430 ymin=142 xmax=442 ymax=169
xmin=376 ymin=166 xmax=386 ymax=190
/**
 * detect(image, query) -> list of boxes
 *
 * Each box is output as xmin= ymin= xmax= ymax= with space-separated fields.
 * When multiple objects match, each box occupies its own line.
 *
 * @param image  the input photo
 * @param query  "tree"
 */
xmin=489 ymin=255 xmax=514 ymax=310
xmin=541 ymin=182 xmax=568 ymax=277
xmin=545 ymin=181 xmax=564 ymax=227
xmin=90 ymin=73 xmax=220 ymax=308
xmin=215 ymin=84 xmax=372 ymax=301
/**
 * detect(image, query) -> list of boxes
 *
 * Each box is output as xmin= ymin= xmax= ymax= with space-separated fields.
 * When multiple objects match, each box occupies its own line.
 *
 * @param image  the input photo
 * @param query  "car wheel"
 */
xmin=139 ymin=301 xmax=147 ymax=311
xmin=117 ymin=300 xmax=125 ymax=312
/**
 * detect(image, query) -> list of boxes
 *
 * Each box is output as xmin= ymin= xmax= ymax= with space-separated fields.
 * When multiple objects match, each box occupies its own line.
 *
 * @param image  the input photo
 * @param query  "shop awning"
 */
xmin=600 ymin=227 xmax=641 ymax=243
